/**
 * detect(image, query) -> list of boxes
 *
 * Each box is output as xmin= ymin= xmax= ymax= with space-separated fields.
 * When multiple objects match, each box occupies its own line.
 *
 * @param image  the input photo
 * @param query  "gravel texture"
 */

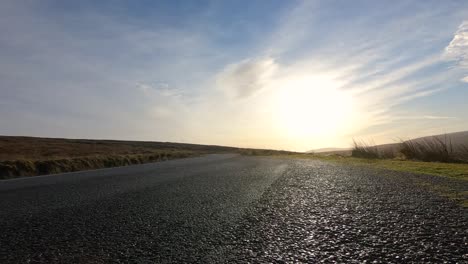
xmin=224 ymin=159 xmax=468 ymax=263
xmin=0 ymin=155 xmax=466 ymax=263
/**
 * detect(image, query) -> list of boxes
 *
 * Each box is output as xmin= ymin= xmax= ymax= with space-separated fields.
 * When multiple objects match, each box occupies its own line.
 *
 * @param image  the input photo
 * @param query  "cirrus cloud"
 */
xmin=444 ymin=21 xmax=468 ymax=82
xmin=216 ymin=57 xmax=278 ymax=99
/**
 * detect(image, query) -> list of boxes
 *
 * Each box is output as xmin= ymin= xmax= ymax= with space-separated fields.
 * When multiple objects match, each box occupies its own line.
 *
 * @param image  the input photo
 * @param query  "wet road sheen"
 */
xmin=0 ymin=154 xmax=467 ymax=263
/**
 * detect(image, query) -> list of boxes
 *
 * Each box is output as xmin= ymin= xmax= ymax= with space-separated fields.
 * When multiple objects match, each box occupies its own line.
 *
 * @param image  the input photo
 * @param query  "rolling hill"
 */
xmin=309 ymin=131 xmax=468 ymax=156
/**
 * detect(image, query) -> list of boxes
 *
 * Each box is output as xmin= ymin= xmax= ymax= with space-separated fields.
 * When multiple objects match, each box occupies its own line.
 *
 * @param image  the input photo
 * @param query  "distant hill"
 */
xmin=0 ymin=136 xmax=237 ymax=161
xmin=410 ymin=131 xmax=468 ymax=147
xmin=0 ymin=135 xmax=295 ymax=161
xmin=310 ymin=131 xmax=468 ymax=156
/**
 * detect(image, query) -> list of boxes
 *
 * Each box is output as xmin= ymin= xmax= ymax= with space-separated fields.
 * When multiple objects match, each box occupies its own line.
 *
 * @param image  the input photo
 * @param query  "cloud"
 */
xmin=136 ymin=83 xmax=152 ymax=94
xmin=395 ymin=115 xmax=457 ymax=120
xmin=136 ymin=82 xmax=174 ymax=96
xmin=444 ymin=20 xmax=468 ymax=81
xmin=202 ymin=2 xmax=468 ymax=150
xmin=216 ymin=57 xmax=278 ymax=98
xmin=1 ymin=0 xmax=467 ymax=151
xmin=422 ymin=115 xmax=457 ymax=120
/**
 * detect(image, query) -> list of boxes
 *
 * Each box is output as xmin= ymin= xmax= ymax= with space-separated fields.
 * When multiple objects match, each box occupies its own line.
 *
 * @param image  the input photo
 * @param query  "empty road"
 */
xmin=0 ymin=154 xmax=467 ymax=263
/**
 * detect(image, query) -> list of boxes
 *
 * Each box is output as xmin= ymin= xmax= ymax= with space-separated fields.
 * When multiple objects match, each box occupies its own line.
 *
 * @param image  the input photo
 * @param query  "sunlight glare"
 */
xmin=274 ymin=75 xmax=354 ymax=139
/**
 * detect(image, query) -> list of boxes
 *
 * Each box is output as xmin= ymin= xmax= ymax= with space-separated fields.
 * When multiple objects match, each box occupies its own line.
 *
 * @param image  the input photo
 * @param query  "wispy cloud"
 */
xmin=444 ymin=20 xmax=468 ymax=82
xmin=1 ymin=0 xmax=467 ymax=150
xmin=216 ymin=58 xmax=278 ymax=98
xmin=394 ymin=115 xmax=457 ymax=120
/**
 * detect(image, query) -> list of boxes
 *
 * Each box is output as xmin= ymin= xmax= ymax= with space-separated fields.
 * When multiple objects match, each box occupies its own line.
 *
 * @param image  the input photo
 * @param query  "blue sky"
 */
xmin=1 ymin=0 xmax=468 ymax=151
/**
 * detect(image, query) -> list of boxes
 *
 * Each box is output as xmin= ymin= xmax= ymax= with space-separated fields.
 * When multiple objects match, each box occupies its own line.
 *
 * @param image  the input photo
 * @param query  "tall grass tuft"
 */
xmin=352 ymin=135 xmax=468 ymax=163
xmin=400 ymin=135 xmax=459 ymax=162
xmin=458 ymin=144 xmax=468 ymax=162
xmin=352 ymin=139 xmax=380 ymax=159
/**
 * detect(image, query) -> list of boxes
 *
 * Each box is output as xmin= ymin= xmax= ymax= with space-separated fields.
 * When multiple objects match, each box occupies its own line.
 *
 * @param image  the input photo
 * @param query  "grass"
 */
xmin=280 ymin=154 xmax=468 ymax=207
xmin=269 ymin=153 xmax=468 ymax=181
xmin=351 ymin=135 xmax=468 ymax=163
xmin=0 ymin=136 xmax=296 ymax=179
xmin=351 ymin=139 xmax=380 ymax=159
xmin=345 ymin=135 xmax=468 ymax=181
xmin=351 ymin=139 xmax=398 ymax=159
xmin=317 ymin=155 xmax=468 ymax=180
xmin=0 ymin=136 xmax=241 ymax=161
xmin=0 ymin=136 xmax=224 ymax=178
xmin=400 ymin=135 xmax=467 ymax=163
xmin=0 ymin=151 xmax=197 ymax=179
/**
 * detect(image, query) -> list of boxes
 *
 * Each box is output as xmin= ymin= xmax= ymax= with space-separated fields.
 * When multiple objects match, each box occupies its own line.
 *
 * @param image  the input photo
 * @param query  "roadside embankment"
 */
xmin=0 ymin=151 xmax=195 ymax=179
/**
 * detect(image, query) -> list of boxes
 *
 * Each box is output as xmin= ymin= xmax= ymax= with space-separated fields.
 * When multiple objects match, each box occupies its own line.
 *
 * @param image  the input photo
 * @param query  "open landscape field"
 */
xmin=0 ymin=136 xmax=293 ymax=179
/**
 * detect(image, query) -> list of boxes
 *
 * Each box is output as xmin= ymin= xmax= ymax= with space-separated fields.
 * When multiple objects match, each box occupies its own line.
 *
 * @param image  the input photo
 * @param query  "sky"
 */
xmin=1 ymin=0 xmax=468 ymax=151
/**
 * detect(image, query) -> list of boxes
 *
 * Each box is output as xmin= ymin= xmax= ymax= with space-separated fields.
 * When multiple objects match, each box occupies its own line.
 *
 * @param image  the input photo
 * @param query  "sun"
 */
xmin=274 ymin=75 xmax=354 ymax=139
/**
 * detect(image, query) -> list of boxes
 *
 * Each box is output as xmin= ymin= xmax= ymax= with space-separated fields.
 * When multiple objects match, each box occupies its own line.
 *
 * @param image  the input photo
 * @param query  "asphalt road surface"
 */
xmin=0 ymin=154 xmax=467 ymax=263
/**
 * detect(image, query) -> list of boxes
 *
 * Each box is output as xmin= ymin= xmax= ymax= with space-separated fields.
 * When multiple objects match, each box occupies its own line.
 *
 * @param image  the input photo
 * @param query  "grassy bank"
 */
xmin=283 ymin=154 xmax=468 ymax=207
xmin=342 ymin=136 xmax=468 ymax=180
xmin=0 ymin=136 xmax=224 ymax=179
xmin=302 ymin=154 xmax=468 ymax=180
xmin=351 ymin=136 xmax=468 ymax=163
xmin=0 ymin=151 xmax=196 ymax=179
xmin=0 ymin=136 xmax=296 ymax=179
xmin=0 ymin=136 xmax=241 ymax=161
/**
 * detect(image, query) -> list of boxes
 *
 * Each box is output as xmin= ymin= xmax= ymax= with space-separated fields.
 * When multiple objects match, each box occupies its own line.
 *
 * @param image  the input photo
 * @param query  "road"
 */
xmin=0 ymin=154 xmax=467 ymax=263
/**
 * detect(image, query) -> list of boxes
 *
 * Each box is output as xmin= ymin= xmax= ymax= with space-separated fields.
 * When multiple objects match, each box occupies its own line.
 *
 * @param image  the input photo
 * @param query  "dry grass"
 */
xmin=401 ymin=136 xmax=456 ymax=162
xmin=0 ymin=151 xmax=195 ymax=179
xmin=351 ymin=135 xmax=468 ymax=163
xmin=400 ymin=136 xmax=468 ymax=163
xmin=351 ymin=139 xmax=396 ymax=159
xmin=460 ymin=145 xmax=468 ymax=161
xmin=0 ymin=136 xmax=212 ymax=178
xmin=0 ymin=136 xmax=296 ymax=179
xmin=0 ymin=136 xmax=238 ymax=161
xmin=351 ymin=139 xmax=380 ymax=159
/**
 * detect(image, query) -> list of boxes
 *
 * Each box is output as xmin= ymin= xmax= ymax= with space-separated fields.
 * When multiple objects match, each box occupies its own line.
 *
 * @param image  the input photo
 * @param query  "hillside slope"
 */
xmin=310 ymin=131 xmax=468 ymax=156
xmin=0 ymin=136 xmax=293 ymax=179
